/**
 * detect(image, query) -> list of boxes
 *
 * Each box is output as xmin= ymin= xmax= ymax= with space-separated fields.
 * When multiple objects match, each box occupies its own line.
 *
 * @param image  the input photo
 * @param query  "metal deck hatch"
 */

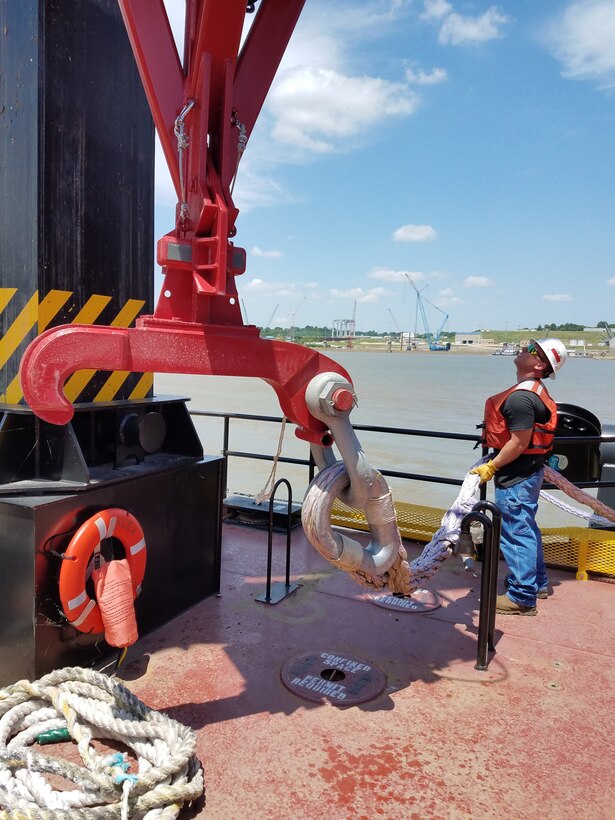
xmin=281 ymin=651 xmax=386 ymax=706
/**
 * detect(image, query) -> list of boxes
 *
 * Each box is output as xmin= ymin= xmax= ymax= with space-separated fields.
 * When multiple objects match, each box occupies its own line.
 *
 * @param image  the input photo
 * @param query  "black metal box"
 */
xmin=551 ymin=403 xmax=602 ymax=483
xmin=0 ymin=456 xmax=223 ymax=686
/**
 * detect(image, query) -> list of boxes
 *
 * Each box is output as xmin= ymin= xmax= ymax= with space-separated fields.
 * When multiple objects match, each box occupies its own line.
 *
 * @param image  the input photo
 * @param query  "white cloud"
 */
xmin=244 ymin=278 xmax=301 ymax=298
xmin=367 ymin=267 xmax=426 ymax=282
xmin=421 ymin=2 xmax=508 ymax=46
xmin=244 ymin=278 xmax=273 ymax=292
xmin=422 ymin=0 xmax=452 ymax=20
xmin=393 ymin=224 xmax=437 ymax=242
xmin=406 ymin=66 xmax=448 ymax=85
xmin=269 ymin=67 xmax=417 ymax=153
xmin=279 ymin=1 xmax=413 ymax=73
xmin=608 ymin=277 xmax=615 ymax=285
xmin=232 ymin=154 xmax=290 ymax=212
xmin=542 ymin=293 xmax=573 ymax=302
xmin=330 ymin=286 xmax=390 ymax=303
xmin=438 ymin=7 xmax=509 ymax=46
xmin=278 ymin=24 xmax=344 ymax=75
xmin=251 ymin=246 xmax=283 ymax=259
xmin=436 ymin=287 xmax=463 ymax=306
xmin=264 ymin=4 xmax=422 ymax=155
xmin=545 ymin=0 xmax=615 ymax=86
xmin=464 ymin=276 xmax=493 ymax=287
xmin=158 ymin=1 xmax=438 ymax=212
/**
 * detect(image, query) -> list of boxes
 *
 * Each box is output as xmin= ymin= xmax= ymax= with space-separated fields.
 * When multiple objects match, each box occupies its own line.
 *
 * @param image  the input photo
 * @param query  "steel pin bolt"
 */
xmin=331 ymin=388 xmax=354 ymax=412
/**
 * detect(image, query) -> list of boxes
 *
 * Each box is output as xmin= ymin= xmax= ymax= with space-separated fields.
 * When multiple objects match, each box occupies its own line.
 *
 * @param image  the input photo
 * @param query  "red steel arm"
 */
xmin=230 ymin=0 xmax=306 ymax=189
xmin=20 ymin=0 xmax=357 ymax=442
xmin=19 ymin=321 xmax=350 ymax=443
xmin=118 ymin=0 xmax=184 ymax=198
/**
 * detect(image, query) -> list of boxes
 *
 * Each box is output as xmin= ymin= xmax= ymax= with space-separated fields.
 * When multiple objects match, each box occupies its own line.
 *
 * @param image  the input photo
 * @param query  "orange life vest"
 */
xmin=483 ymin=379 xmax=557 ymax=455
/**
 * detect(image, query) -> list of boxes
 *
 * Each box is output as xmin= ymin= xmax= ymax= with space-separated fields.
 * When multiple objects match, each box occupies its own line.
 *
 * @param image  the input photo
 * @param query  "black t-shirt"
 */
xmin=493 ymin=389 xmax=552 ymax=488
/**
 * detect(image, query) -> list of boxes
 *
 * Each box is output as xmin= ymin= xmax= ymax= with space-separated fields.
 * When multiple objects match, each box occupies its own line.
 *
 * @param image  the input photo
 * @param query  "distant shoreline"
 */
xmin=315 ymin=342 xmax=615 ymax=359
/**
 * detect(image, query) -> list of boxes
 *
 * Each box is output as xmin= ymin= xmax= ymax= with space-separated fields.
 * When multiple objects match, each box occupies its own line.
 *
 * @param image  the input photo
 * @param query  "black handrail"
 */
xmin=459 ymin=501 xmax=502 ymax=671
xmin=189 ymin=409 xmax=615 ymax=492
xmin=255 ymin=478 xmax=299 ymax=605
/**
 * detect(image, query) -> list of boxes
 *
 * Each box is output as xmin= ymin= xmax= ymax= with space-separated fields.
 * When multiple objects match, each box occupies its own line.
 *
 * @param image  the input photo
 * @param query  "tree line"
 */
xmin=535 ymin=321 xmax=613 ymax=331
xmin=261 ymin=322 xmax=614 ymax=339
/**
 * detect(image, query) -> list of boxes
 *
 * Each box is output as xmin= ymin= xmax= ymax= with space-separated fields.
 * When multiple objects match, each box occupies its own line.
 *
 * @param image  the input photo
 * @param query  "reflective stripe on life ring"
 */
xmin=59 ymin=508 xmax=147 ymax=634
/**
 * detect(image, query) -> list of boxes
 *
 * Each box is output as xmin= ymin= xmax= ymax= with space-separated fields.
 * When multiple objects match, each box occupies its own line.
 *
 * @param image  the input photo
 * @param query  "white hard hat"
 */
xmin=532 ymin=337 xmax=567 ymax=379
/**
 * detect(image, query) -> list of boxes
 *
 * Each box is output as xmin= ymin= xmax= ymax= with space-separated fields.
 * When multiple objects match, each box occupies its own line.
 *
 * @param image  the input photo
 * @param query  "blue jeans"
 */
xmin=495 ymin=469 xmax=548 ymax=607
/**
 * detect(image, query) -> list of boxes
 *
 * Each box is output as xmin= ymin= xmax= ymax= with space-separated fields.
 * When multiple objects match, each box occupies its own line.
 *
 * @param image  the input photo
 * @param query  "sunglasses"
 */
xmin=527 ymin=343 xmax=539 ymax=356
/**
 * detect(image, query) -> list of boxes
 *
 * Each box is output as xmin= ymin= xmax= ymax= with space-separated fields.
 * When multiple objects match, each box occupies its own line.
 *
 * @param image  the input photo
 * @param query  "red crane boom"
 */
xmin=18 ymin=0 xmax=405 ymax=588
xmin=19 ymin=0 xmax=353 ymax=445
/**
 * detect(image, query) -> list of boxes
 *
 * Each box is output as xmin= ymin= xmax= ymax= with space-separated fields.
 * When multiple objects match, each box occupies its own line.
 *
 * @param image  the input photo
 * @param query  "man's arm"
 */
xmin=491 ymin=428 xmax=533 ymax=470
xmin=471 ymin=428 xmax=533 ymax=484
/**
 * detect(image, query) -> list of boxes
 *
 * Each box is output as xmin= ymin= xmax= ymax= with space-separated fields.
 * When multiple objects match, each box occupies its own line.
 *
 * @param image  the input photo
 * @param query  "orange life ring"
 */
xmin=59 ymin=508 xmax=146 ymax=634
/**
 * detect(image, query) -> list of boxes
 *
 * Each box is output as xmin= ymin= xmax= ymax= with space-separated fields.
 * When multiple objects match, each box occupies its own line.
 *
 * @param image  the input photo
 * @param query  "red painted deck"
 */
xmin=120 ymin=522 xmax=615 ymax=819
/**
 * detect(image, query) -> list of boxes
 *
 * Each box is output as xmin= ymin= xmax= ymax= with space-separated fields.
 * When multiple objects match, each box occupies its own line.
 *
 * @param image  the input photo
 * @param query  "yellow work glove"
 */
xmin=470 ymin=460 xmax=498 ymax=484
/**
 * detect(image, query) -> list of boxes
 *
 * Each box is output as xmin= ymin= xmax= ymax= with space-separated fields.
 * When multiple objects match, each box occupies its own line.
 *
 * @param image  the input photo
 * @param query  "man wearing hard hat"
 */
xmin=471 ymin=338 xmax=568 ymax=615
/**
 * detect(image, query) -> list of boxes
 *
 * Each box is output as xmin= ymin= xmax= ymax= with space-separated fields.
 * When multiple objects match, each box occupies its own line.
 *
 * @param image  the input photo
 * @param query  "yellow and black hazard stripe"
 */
xmin=0 ymin=289 xmax=153 ymax=406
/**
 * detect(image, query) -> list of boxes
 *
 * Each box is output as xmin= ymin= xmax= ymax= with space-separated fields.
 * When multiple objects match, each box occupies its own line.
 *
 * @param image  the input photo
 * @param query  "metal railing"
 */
xmin=189 ymin=409 xmax=615 ymax=494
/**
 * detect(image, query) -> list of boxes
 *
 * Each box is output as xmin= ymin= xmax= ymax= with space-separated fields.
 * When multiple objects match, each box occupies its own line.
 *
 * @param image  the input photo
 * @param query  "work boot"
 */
xmin=506 ymin=575 xmax=548 ymax=600
xmin=495 ymin=594 xmax=537 ymax=616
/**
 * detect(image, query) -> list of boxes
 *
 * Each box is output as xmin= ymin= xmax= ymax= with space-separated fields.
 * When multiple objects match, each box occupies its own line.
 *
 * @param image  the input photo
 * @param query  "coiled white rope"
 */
xmin=0 ymin=666 xmax=204 ymax=819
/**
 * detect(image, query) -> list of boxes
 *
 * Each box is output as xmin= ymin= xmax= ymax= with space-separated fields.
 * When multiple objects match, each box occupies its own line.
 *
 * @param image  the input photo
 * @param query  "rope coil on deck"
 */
xmin=0 ymin=667 xmax=204 ymax=819
xmin=302 ymin=461 xmax=481 ymax=596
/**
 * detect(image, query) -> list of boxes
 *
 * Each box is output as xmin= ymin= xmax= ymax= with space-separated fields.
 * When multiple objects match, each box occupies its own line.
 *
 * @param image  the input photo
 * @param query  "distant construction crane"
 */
xmin=387 ymin=308 xmax=407 ymax=350
xmin=264 ymin=304 xmax=278 ymax=330
xmin=288 ymin=296 xmax=306 ymax=342
xmin=405 ymin=274 xmax=450 ymax=351
xmin=387 ymin=308 xmax=400 ymax=330
xmin=387 ymin=308 xmax=416 ymax=350
xmin=259 ymin=304 xmax=279 ymax=339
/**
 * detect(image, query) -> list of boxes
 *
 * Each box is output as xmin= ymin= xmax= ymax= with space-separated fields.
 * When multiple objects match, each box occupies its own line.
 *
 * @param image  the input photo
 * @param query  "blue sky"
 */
xmin=156 ymin=0 xmax=615 ymax=333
